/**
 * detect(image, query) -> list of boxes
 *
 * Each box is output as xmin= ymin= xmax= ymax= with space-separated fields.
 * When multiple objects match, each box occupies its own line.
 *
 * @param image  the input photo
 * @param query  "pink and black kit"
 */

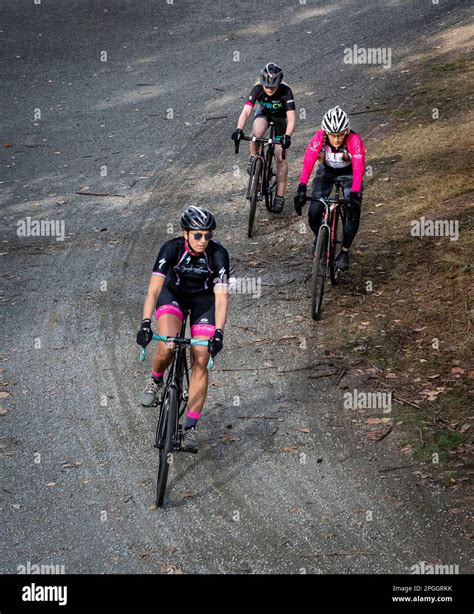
xmin=300 ymin=129 xmax=366 ymax=248
xmin=152 ymin=236 xmax=229 ymax=338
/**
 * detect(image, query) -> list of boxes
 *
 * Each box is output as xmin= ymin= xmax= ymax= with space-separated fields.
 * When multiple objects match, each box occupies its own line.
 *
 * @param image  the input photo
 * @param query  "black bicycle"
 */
xmin=234 ymin=121 xmax=285 ymax=237
xmin=139 ymin=309 xmax=213 ymax=507
xmin=306 ymin=180 xmax=348 ymax=320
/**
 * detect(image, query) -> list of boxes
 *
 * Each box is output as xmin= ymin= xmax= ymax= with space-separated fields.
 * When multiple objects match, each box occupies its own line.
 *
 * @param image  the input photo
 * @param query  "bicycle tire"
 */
xmin=264 ymin=147 xmax=277 ymax=212
xmin=248 ymin=157 xmax=263 ymax=238
xmin=311 ymin=225 xmax=329 ymax=320
xmin=329 ymin=207 xmax=345 ymax=285
xmin=155 ymin=386 xmax=178 ymax=507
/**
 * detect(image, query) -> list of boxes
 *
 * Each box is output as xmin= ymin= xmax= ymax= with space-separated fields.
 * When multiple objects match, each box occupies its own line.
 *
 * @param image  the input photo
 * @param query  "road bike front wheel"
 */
xmin=264 ymin=148 xmax=277 ymax=212
xmin=330 ymin=207 xmax=345 ymax=285
xmin=311 ymin=225 xmax=329 ymax=320
xmin=155 ymin=387 xmax=178 ymax=507
xmin=248 ymin=157 xmax=263 ymax=238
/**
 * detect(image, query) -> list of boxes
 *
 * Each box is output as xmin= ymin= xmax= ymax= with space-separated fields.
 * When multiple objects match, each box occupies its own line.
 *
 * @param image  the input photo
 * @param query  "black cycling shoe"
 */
xmin=272 ymin=195 xmax=285 ymax=213
xmin=335 ymin=250 xmax=350 ymax=271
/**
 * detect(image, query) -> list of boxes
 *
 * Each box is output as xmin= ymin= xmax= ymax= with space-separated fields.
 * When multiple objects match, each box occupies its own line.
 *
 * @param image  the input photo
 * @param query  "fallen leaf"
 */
xmin=297 ymin=427 xmax=311 ymax=433
xmin=0 ymin=391 xmax=11 ymax=398
xmin=367 ymin=425 xmax=392 ymax=441
xmin=459 ymin=424 xmax=471 ymax=434
xmin=0 ymin=407 xmax=9 ymax=416
xmin=283 ymin=446 xmax=298 ymax=454
xmin=386 ymin=373 xmax=397 ymax=379
xmin=46 ymin=482 xmax=57 ymax=487
xmin=367 ymin=417 xmax=384 ymax=425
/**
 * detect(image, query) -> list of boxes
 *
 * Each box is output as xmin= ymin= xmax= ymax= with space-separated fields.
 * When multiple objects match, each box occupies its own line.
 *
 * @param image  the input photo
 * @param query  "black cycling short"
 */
xmin=155 ymin=285 xmax=216 ymax=338
xmin=254 ymin=108 xmax=287 ymax=137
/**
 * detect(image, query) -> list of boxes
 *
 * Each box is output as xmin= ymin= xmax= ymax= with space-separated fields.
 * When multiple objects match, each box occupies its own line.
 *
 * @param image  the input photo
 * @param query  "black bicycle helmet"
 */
xmin=180 ymin=206 xmax=216 ymax=231
xmin=259 ymin=62 xmax=283 ymax=88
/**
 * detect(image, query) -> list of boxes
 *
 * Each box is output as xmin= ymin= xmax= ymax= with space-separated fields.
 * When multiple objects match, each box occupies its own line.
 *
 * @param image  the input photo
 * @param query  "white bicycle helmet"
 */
xmin=321 ymin=106 xmax=350 ymax=133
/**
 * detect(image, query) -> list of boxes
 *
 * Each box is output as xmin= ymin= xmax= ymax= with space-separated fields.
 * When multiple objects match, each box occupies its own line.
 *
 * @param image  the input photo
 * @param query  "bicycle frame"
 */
xmin=309 ymin=181 xmax=348 ymax=268
xmin=235 ymin=122 xmax=284 ymax=199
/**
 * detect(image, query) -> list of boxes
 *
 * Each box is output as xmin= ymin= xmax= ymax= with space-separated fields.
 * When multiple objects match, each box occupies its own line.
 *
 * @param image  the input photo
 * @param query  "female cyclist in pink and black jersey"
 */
xmin=294 ymin=106 xmax=366 ymax=271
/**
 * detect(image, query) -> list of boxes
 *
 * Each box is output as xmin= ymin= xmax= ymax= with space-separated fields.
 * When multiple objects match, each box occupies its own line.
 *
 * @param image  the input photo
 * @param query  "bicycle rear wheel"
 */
xmin=248 ymin=157 xmax=263 ymax=238
xmin=329 ymin=207 xmax=345 ymax=285
xmin=311 ymin=225 xmax=329 ymax=320
xmin=155 ymin=387 xmax=178 ymax=507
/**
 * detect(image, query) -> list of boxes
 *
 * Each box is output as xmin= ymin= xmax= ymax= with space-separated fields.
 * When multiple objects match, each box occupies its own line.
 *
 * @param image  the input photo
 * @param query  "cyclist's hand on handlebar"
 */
xmin=282 ymin=134 xmax=291 ymax=149
xmin=136 ymin=318 xmax=153 ymax=348
xmin=350 ymin=191 xmax=362 ymax=207
xmin=208 ymin=329 xmax=224 ymax=357
xmin=231 ymin=128 xmax=244 ymax=142
xmin=294 ymin=183 xmax=307 ymax=216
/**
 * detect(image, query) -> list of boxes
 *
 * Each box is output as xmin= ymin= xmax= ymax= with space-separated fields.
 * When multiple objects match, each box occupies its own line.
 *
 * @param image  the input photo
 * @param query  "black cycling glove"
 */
xmin=350 ymin=191 xmax=362 ymax=207
xmin=208 ymin=329 xmax=224 ymax=357
xmin=282 ymin=134 xmax=292 ymax=149
xmin=294 ymin=183 xmax=307 ymax=216
xmin=231 ymin=128 xmax=244 ymax=142
xmin=136 ymin=318 xmax=153 ymax=348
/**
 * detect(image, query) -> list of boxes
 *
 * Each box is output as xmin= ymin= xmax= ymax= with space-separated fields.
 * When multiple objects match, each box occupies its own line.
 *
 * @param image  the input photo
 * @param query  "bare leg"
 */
xmin=151 ymin=314 xmax=181 ymax=374
xmin=275 ymin=144 xmax=288 ymax=197
xmin=250 ymin=116 xmax=268 ymax=156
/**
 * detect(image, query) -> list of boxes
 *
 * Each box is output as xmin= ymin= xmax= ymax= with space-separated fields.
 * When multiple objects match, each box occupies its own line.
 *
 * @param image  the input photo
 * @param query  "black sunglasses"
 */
xmin=190 ymin=231 xmax=213 ymax=240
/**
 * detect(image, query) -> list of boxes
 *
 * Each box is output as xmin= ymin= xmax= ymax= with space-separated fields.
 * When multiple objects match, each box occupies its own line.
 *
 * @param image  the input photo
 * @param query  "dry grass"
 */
xmin=324 ymin=52 xmax=473 ymax=491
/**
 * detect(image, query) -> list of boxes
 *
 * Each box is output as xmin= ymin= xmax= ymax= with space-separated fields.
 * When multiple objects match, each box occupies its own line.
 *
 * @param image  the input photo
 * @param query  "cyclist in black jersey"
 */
xmin=136 ymin=206 xmax=230 ymax=451
xmin=231 ymin=63 xmax=296 ymax=213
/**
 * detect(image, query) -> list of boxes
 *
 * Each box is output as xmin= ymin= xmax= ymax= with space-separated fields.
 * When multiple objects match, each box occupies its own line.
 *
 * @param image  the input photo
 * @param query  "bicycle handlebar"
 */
xmin=139 ymin=334 xmax=214 ymax=369
xmin=234 ymin=134 xmax=286 ymax=160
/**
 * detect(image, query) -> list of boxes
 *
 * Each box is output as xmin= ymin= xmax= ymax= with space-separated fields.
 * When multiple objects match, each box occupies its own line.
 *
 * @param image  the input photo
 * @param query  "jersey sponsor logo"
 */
xmin=218 ymin=267 xmax=226 ymax=279
xmin=158 ymin=258 xmax=166 ymax=269
xmin=323 ymin=146 xmax=352 ymax=169
xmin=199 ymin=318 xmax=209 ymax=324
xmin=261 ymin=100 xmax=283 ymax=110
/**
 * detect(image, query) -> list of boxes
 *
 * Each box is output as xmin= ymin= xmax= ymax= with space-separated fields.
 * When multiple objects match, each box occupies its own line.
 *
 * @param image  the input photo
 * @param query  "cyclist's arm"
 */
xmin=214 ymin=287 xmax=228 ymax=331
xmin=298 ymin=129 xmax=324 ymax=184
xmin=142 ymin=275 xmax=165 ymax=321
xmin=142 ymin=239 xmax=176 ymax=320
xmin=212 ymin=244 xmax=230 ymax=331
xmin=236 ymin=104 xmax=253 ymax=130
xmin=347 ymin=134 xmax=366 ymax=192
xmin=285 ymin=110 xmax=296 ymax=137
xmin=236 ymin=85 xmax=259 ymax=130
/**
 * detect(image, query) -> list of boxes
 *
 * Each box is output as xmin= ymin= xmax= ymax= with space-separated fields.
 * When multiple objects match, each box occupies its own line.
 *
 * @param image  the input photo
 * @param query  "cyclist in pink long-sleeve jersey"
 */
xmin=294 ymin=106 xmax=366 ymax=271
